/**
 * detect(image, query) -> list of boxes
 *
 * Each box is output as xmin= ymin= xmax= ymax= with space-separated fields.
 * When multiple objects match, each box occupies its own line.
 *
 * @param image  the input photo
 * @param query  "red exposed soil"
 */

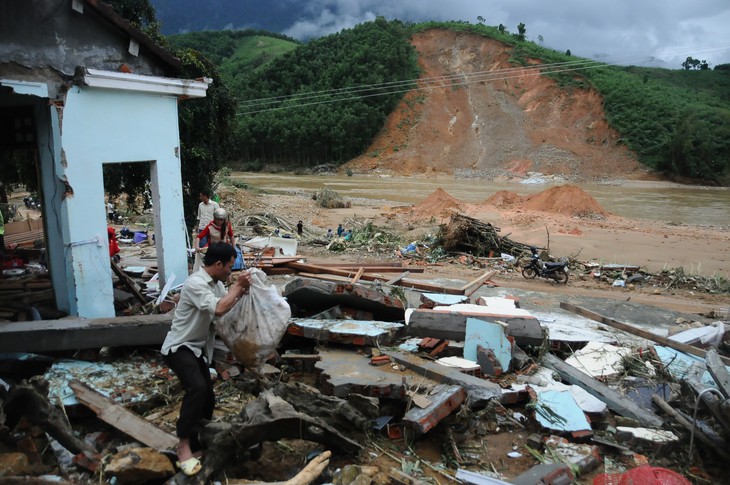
xmin=345 ymin=29 xmax=647 ymax=181
xmin=519 ymin=185 xmax=608 ymax=217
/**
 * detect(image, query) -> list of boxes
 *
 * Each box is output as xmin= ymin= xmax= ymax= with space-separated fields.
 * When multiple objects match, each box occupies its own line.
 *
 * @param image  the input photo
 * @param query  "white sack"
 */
xmin=216 ymin=268 xmax=291 ymax=369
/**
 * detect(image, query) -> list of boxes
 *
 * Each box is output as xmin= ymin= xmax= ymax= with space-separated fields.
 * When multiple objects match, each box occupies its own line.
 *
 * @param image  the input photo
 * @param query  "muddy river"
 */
xmin=232 ymin=172 xmax=730 ymax=227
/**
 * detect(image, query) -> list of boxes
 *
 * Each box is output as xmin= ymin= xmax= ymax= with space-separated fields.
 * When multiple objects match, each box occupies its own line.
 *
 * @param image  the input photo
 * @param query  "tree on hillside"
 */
xmin=537 ymin=34 xmax=544 ymax=45
xmin=477 ymin=16 xmax=485 ymax=24
xmin=566 ymin=49 xmax=571 ymax=56
xmin=516 ymin=22 xmax=527 ymax=41
xmin=715 ymin=63 xmax=730 ymax=71
xmin=682 ymin=56 xmax=709 ymax=70
xmin=498 ymin=24 xmax=506 ymax=34
xmin=104 ymin=0 xmax=235 ymax=227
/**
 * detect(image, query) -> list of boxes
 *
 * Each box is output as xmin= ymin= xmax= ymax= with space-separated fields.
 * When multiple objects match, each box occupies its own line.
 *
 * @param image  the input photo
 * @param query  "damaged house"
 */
xmin=0 ymin=0 xmax=207 ymax=318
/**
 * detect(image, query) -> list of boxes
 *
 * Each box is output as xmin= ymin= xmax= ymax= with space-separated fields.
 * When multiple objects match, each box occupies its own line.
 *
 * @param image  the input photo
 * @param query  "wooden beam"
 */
xmin=111 ymin=260 xmax=147 ymax=304
xmin=286 ymin=262 xmax=464 ymax=294
xmin=351 ymin=267 xmax=365 ymax=284
xmin=705 ymin=349 xmax=730 ymax=399
xmin=543 ymin=353 xmax=663 ymax=427
xmin=386 ymin=271 xmax=410 ymax=285
xmin=652 ymin=394 xmax=730 ymax=460
xmin=560 ymin=302 xmax=730 ymax=366
xmin=70 ymin=380 xmax=177 ymax=451
xmin=459 ymin=270 xmax=497 ymax=292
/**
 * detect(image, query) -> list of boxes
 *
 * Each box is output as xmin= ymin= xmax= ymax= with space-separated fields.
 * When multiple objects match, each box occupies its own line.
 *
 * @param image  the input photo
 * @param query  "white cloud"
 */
xmin=282 ymin=0 xmax=730 ymax=67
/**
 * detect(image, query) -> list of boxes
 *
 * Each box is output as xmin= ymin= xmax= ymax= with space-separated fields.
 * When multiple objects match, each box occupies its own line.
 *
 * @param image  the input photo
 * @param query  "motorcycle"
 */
xmin=521 ymin=247 xmax=569 ymax=284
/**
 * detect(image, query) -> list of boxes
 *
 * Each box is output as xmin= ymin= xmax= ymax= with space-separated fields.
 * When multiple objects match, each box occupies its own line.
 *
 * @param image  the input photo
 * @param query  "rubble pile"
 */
xmin=1 ymin=270 xmax=728 ymax=484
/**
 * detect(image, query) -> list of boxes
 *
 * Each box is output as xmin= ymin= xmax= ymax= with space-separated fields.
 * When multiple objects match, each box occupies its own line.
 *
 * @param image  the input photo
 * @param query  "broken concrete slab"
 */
xmin=543 ymin=353 xmax=663 ymax=427
xmin=564 ymin=341 xmax=630 ymax=379
xmin=282 ymin=277 xmax=405 ymax=321
xmin=384 ymin=351 xmax=501 ymax=408
xmin=402 ymin=384 xmax=466 ymax=435
xmin=315 ymin=348 xmax=433 ymax=399
xmin=45 ymin=357 xmax=163 ymax=406
xmin=533 ymin=389 xmax=592 ymax=433
xmin=405 ymin=305 xmax=544 ymax=347
xmin=669 ymin=322 xmax=727 ymax=348
xmin=288 ymin=318 xmax=404 ymax=346
xmin=543 ymin=435 xmax=601 ymax=476
xmin=654 ymin=345 xmax=730 ymax=390
xmin=519 ymin=369 xmax=608 ymax=415
xmin=464 ymin=317 xmax=512 ymax=372
xmin=511 ymin=463 xmax=574 ymax=485
xmin=615 ymin=426 xmax=680 ymax=446
xmin=0 ymin=314 xmax=172 ymax=353
xmin=419 ymin=293 xmax=469 ymax=309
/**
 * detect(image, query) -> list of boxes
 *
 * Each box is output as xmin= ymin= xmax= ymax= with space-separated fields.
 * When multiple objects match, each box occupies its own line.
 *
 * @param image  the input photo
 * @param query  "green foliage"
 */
xmin=176 ymin=49 xmax=237 ymax=224
xmin=167 ymin=30 xmax=299 ymax=86
xmin=681 ymin=56 xmax=709 ymax=71
xmin=232 ymin=18 xmax=420 ymax=166
xmin=103 ymin=0 xmax=237 ymax=227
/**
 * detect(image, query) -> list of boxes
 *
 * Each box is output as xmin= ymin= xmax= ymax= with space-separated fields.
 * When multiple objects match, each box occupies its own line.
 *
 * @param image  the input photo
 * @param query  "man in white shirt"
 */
xmin=196 ymin=190 xmax=219 ymax=232
xmin=161 ymin=242 xmax=252 ymax=476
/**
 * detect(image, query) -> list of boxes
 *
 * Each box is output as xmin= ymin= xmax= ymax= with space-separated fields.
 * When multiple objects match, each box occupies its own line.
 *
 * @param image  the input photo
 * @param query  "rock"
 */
xmin=104 ymin=447 xmax=174 ymax=484
xmin=0 ymin=453 xmax=31 ymax=476
xmin=335 ymin=464 xmax=362 ymax=485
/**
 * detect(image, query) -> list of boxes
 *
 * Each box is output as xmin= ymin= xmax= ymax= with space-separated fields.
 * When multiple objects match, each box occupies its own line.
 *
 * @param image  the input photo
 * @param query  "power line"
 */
xmin=235 ymin=42 xmax=730 ymax=116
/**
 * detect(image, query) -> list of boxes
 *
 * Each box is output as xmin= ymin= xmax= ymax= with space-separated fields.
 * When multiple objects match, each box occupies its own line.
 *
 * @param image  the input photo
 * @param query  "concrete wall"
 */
xmin=0 ymin=1 xmax=168 ymax=98
xmin=57 ymin=85 xmax=187 ymax=317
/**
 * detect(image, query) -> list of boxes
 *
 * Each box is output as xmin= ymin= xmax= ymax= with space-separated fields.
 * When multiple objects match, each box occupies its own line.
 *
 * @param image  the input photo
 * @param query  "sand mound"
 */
xmin=483 ymin=190 xmax=523 ymax=208
xmin=411 ymin=188 xmax=463 ymax=219
xmin=520 ymin=185 xmax=608 ymax=217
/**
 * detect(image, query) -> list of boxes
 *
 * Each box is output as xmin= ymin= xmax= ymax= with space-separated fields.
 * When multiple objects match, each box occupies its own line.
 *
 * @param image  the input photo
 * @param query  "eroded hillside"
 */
xmin=347 ymin=29 xmax=646 ymax=180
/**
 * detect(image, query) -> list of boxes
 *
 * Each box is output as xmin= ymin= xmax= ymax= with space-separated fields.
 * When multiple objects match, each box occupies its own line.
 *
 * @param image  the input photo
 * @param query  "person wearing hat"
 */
xmin=194 ymin=208 xmax=235 ymax=272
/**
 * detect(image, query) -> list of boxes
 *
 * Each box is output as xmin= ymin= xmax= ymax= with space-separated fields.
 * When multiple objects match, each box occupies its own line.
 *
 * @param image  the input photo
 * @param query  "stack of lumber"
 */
xmin=3 ymin=218 xmax=44 ymax=248
xmin=0 ymin=275 xmax=54 ymax=321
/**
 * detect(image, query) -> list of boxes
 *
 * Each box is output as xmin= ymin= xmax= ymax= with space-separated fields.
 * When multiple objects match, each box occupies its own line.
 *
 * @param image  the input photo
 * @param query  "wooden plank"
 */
xmin=705 ymin=349 xmax=730 ymax=399
xmin=351 ymin=267 xmax=365 ymax=284
xmin=543 ymin=353 xmax=664 ymax=427
xmin=652 ymin=394 xmax=730 ymax=460
xmin=310 ymin=262 xmax=404 ymax=268
xmin=286 ymin=262 xmax=464 ymax=294
xmin=459 ymin=270 xmax=497 ymax=292
xmin=110 ymin=260 xmax=147 ymax=304
xmin=385 ymin=272 xmax=410 ymax=285
xmin=560 ymin=302 xmax=730 ymax=366
xmin=70 ymin=380 xmax=177 ymax=451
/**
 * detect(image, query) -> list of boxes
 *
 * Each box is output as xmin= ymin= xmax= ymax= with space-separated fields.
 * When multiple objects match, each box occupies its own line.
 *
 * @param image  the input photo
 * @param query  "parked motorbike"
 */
xmin=521 ymin=247 xmax=569 ymax=284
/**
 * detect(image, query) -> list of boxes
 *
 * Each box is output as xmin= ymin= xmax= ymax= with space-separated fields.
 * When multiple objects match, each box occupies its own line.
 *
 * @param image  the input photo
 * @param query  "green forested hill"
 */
xmin=167 ymin=30 xmax=299 ymax=86
xmin=168 ymin=20 xmax=729 ymax=184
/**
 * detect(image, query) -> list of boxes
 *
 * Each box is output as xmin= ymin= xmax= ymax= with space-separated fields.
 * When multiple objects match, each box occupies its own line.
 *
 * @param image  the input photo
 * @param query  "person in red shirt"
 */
xmin=108 ymin=226 xmax=120 ymax=262
xmin=196 ymin=208 xmax=235 ymax=252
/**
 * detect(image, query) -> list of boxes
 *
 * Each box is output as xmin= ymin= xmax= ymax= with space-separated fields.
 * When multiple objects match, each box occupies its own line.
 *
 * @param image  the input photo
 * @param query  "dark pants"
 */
xmin=163 ymin=346 xmax=215 ymax=451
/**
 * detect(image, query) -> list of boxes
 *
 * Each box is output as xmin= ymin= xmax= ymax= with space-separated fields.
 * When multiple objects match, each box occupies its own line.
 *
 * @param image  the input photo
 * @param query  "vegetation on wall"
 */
xmin=104 ymin=0 xmax=237 ymax=226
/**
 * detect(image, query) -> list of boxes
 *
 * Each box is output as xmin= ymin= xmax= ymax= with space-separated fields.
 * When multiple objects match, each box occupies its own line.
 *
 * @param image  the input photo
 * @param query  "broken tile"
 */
xmin=464 ymin=317 xmax=512 ymax=371
xmin=420 ymin=293 xmax=469 ymax=309
xmin=511 ymin=463 xmax=574 ymax=485
xmin=564 ymin=341 xmax=630 ymax=379
xmin=288 ymin=318 xmax=404 ymax=346
xmin=615 ymin=426 xmax=680 ymax=445
xmin=533 ymin=389 xmax=592 ymax=433
xmin=543 ymin=435 xmax=601 ymax=475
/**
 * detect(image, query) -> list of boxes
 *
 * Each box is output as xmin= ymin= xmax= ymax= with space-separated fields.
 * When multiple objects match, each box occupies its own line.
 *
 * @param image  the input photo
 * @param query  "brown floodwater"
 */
xmin=231 ymin=172 xmax=730 ymax=227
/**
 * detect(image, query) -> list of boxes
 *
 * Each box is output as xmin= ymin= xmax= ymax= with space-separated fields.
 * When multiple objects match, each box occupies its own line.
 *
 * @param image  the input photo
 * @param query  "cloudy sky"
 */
xmin=282 ymin=0 xmax=730 ymax=68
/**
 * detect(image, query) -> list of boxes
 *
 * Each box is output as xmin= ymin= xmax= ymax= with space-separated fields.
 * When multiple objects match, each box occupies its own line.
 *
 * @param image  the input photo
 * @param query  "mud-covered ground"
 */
xmin=222 ymin=185 xmax=729 ymax=317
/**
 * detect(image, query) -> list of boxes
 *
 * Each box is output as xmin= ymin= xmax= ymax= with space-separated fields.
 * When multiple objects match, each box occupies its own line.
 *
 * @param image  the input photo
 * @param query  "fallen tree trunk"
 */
xmin=2 ymin=378 xmax=93 ymax=456
xmin=168 ymin=389 xmax=362 ymax=484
